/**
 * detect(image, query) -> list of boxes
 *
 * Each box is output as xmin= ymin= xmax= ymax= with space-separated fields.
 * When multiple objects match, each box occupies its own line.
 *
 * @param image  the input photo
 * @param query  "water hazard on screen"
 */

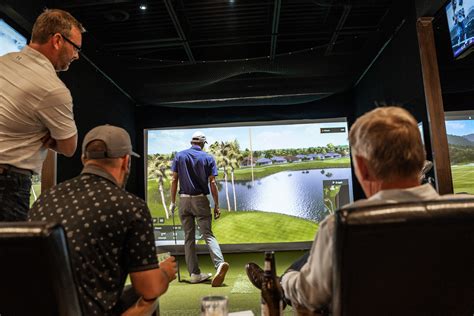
xmin=217 ymin=168 xmax=352 ymax=222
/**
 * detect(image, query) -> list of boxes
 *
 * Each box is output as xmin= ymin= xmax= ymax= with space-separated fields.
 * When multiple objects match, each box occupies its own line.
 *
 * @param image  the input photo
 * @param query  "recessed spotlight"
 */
xmin=139 ymin=3 xmax=147 ymax=10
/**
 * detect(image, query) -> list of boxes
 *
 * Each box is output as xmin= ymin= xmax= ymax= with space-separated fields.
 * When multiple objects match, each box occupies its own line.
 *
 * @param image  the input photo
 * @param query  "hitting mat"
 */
xmin=230 ymin=273 xmax=259 ymax=294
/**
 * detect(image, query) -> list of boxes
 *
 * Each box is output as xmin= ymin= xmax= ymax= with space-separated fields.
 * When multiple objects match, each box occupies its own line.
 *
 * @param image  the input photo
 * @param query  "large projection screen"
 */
xmin=146 ymin=119 xmax=353 ymax=247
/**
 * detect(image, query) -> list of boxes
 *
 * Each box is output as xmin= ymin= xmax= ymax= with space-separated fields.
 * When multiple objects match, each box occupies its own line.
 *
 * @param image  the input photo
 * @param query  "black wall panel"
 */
xmin=352 ymin=1 xmax=432 ymax=198
xmin=57 ymin=63 xmax=137 ymax=192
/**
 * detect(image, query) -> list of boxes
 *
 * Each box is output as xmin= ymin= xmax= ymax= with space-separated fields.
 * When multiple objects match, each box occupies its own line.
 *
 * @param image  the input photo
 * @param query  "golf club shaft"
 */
xmin=172 ymin=210 xmax=181 ymax=282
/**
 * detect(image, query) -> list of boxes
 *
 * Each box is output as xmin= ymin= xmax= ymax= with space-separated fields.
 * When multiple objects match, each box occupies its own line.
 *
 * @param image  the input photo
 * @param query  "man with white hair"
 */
xmin=246 ymin=106 xmax=461 ymax=312
xmin=170 ymin=131 xmax=229 ymax=287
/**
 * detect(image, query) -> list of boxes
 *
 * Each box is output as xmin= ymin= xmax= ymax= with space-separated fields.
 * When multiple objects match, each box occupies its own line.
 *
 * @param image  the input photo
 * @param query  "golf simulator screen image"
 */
xmin=146 ymin=119 xmax=353 ymax=245
xmin=445 ymin=111 xmax=474 ymax=194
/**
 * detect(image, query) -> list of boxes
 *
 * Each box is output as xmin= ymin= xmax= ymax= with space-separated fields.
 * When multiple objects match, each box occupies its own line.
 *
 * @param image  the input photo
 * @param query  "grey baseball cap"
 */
xmin=82 ymin=125 xmax=140 ymax=159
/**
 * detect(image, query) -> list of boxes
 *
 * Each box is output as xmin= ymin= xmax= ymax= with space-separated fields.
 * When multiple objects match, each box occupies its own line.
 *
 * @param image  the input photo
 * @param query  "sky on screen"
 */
xmin=445 ymin=119 xmax=474 ymax=136
xmin=148 ymin=122 xmax=349 ymax=155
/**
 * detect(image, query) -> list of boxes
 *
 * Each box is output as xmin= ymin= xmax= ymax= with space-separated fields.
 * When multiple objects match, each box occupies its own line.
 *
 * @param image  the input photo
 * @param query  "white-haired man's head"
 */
xmin=349 ymin=106 xmax=426 ymax=197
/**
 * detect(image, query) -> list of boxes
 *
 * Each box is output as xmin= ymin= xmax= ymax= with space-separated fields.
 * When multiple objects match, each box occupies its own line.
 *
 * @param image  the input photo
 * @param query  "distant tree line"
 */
xmin=449 ymin=144 xmax=474 ymax=164
xmin=147 ymin=141 xmax=349 ymax=163
xmin=240 ymin=143 xmax=349 ymax=160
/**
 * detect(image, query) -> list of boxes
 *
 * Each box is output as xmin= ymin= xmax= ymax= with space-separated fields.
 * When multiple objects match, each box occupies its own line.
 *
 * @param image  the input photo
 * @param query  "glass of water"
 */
xmin=201 ymin=295 xmax=228 ymax=316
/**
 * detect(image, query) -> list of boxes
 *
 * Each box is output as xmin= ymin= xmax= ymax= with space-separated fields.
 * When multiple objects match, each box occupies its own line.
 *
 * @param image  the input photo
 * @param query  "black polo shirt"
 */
xmin=29 ymin=165 xmax=158 ymax=315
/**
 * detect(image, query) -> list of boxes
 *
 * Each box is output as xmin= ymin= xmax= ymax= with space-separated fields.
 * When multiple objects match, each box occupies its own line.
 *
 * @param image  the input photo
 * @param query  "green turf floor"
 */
xmin=159 ymin=251 xmax=307 ymax=315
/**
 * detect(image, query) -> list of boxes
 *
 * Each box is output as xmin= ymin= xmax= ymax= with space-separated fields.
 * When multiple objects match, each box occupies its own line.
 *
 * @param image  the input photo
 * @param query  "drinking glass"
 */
xmin=201 ymin=295 xmax=228 ymax=316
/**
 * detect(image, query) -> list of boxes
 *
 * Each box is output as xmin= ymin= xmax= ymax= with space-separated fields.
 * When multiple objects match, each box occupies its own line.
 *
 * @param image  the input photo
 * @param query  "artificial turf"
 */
xmin=158 ymin=251 xmax=307 ymax=315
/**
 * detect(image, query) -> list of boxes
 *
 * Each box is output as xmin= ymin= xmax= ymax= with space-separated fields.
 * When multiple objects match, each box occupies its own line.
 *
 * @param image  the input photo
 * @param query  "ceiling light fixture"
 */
xmin=139 ymin=3 xmax=147 ymax=10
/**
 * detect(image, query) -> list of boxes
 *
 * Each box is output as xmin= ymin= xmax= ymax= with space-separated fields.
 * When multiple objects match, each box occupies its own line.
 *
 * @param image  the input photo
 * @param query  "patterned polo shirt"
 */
xmin=29 ymin=165 xmax=158 ymax=315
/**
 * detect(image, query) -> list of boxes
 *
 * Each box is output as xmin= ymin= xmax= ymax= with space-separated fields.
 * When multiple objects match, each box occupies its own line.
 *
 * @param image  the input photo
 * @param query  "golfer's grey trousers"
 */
xmin=179 ymin=195 xmax=224 ymax=275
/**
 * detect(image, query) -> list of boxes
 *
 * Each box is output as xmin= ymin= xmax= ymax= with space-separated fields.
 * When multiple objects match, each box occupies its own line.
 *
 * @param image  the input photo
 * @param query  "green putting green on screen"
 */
xmin=201 ymin=211 xmax=318 ymax=244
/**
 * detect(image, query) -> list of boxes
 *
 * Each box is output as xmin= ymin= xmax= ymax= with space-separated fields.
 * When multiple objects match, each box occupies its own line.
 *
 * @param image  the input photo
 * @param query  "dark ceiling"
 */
xmin=46 ymin=0 xmax=408 ymax=107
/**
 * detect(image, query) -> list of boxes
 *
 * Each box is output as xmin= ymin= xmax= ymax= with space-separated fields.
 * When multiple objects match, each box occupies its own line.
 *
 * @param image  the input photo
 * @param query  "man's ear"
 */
xmin=121 ymin=155 xmax=130 ymax=170
xmin=51 ymin=33 xmax=62 ymax=50
xmin=355 ymin=155 xmax=373 ymax=181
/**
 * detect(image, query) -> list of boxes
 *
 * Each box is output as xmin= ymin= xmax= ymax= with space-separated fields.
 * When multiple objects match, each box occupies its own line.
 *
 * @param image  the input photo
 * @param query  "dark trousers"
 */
xmin=0 ymin=172 xmax=31 ymax=221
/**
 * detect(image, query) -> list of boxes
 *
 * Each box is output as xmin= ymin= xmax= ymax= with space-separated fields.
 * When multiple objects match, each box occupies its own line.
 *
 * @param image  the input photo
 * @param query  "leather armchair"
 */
xmin=0 ymin=222 xmax=83 ymax=316
xmin=332 ymin=199 xmax=474 ymax=316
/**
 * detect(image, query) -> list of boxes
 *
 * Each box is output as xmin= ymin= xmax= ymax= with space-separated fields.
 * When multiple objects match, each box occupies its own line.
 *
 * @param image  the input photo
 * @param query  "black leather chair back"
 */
xmin=333 ymin=199 xmax=474 ymax=316
xmin=0 ymin=222 xmax=83 ymax=316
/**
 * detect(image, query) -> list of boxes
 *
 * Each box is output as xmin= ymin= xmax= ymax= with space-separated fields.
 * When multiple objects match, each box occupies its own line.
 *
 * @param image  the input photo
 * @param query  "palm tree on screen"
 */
xmin=149 ymin=154 xmax=171 ymax=219
xmin=228 ymin=140 xmax=243 ymax=211
xmin=209 ymin=141 xmax=232 ymax=211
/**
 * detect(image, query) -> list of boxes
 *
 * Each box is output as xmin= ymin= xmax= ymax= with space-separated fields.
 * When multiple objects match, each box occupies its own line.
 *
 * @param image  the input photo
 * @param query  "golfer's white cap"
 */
xmin=191 ymin=131 xmax=207 ymax=144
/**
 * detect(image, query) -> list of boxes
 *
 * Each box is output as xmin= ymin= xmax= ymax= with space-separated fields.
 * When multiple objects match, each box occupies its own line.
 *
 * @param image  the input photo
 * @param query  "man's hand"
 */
xmin=159 ymin=256 xmax=177 ymax=282
xmin=41 ymin=133 xmax=56 ymax=150
xmin=169 ymin=202 xmax=176 ymax=214
xmin=40 ymin=132 xmax=77 ymax=157
xmin=213 ymin=206 xmax=221 ymax=220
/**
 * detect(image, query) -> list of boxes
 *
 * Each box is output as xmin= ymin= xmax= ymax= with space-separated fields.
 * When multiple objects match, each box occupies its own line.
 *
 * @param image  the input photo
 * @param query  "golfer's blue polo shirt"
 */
xmin=171 ymin=145 xmax=218 ymax=195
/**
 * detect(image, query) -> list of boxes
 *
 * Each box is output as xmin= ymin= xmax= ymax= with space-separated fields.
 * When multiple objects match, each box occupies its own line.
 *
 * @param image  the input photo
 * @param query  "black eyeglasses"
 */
xmin=59 ymin=33 xmax=82 ymax=53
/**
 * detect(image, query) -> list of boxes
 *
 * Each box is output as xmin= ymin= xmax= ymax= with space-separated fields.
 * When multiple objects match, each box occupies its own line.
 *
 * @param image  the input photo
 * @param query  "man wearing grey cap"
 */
xmin=29 ymin=125 xmax=177 ymax=315
xmin=170 ymin=131 xmax=229 ymax=287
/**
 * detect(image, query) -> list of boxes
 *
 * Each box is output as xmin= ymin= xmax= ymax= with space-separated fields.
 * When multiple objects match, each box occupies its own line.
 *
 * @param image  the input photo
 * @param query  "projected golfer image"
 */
xmin=147 ymin=120 xmax=353 ymax=245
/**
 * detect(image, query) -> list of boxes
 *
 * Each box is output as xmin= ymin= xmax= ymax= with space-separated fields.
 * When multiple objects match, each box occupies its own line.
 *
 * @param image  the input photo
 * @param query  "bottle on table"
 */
xmin=261 ymin=251 xmax=283 ymax=316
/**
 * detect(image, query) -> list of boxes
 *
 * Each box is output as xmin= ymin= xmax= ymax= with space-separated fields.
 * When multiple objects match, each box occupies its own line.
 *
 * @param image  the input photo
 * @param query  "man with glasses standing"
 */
xmin=0 ymin=9 xmax=84 ymax=221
